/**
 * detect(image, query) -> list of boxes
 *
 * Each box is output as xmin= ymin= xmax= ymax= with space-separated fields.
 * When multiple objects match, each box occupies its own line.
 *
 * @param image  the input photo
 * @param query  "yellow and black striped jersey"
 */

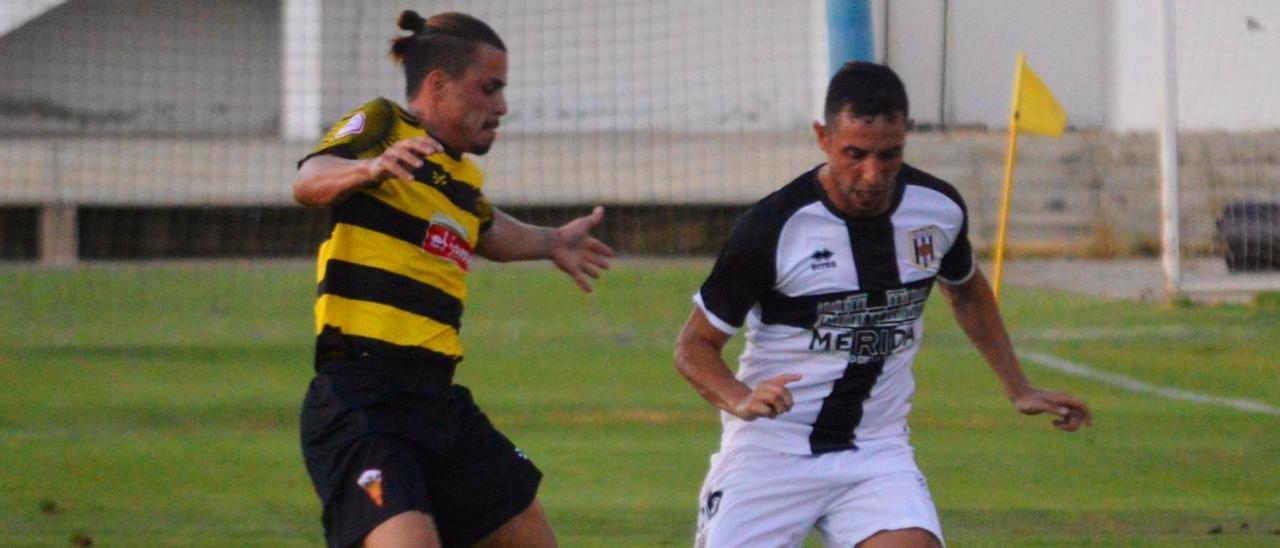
xmin=303 ymin=97 xmax=494 ymax=366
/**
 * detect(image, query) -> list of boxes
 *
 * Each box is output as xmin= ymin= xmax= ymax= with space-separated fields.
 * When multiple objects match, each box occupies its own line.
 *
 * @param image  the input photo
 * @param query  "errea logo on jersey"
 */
xmin=810 ymin=248 xmax=836 ymax=271
xmin=423 ymin=214 xmax=474 ymax=270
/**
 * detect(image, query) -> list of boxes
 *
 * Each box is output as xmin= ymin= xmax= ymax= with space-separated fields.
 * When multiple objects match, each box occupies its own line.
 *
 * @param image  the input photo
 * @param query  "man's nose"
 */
xmin=494 ymin=93 xmax=508 ymax=117
xmin=862 ymin=157 xmax=890 ymax=183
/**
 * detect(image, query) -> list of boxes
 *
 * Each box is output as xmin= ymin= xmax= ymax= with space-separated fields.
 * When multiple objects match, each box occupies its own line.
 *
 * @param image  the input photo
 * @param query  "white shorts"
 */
xmin=694 ymin=438 xmax=943 ymax=548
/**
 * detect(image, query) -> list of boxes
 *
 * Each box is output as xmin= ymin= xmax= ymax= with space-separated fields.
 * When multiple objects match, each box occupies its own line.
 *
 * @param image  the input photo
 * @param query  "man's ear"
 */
xmin=424 ymin=69 xmax=450 ymax=98
xmin=812 ymin=120 xmax=828 ymax=151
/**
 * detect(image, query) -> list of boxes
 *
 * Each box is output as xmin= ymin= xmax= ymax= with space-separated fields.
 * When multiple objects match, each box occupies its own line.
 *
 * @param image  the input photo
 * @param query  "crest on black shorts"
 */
xmin=357 ymin=469 xmax=384 ymax=507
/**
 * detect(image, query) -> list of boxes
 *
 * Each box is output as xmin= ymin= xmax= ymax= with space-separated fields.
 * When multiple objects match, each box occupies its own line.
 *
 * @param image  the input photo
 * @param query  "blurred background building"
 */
xmin=1 ymin=0 xmax=1277 ymax=295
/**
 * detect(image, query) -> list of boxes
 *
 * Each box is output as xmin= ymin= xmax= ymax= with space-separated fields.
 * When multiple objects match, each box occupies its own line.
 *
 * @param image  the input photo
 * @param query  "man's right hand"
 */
xmin=294 ymin=136 xmax=445 ymax=208
xmin=1012 ymin=388 xmax=1093 ymax=432
xmin=365 ymin=136 xmax=444 ymax=183
xmin=731 ymin=374 xmax=803 ymax=421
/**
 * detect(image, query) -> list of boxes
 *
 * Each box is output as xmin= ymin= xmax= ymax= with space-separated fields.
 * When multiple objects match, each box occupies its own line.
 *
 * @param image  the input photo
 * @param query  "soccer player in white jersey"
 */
xmin=674 ymin=61 xmax=1093 ymax=548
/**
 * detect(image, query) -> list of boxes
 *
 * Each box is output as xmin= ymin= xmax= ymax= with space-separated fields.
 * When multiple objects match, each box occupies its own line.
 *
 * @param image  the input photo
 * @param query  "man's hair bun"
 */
xmin=397 ymin=10 xmax=426 ymax=33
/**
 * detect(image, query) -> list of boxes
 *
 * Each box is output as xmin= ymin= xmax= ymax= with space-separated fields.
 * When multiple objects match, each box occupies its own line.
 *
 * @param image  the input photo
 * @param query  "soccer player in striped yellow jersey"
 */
xmin=293 ymin=11 xmax=612 ymax=548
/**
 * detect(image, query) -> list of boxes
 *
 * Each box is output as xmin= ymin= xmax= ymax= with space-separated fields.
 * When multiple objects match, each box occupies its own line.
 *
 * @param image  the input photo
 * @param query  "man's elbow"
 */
xmin=291 ymin=185 xmax=311 ymax=207
xmin=292 ymin=181 xmax=327 ymax=208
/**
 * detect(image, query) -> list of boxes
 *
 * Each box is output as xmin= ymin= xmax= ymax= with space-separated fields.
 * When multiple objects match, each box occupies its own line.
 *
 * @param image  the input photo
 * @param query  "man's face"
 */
xmin=813 ymin=111 xmax=907 ymax=217
xmin=420 ymin=44 xmax=508 ymax=155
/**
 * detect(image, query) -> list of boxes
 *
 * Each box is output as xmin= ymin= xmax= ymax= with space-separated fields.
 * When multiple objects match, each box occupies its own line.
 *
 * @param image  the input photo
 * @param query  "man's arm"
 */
xmin=936 ymin=266 xmax=1093 ymax=431
xmin=476 ymin=207 xmax=614 ymax=293
xmin=292 ymin=137 xmax=442 ymax=208
xmin=673 ymin=308 xmax=801 ymax=420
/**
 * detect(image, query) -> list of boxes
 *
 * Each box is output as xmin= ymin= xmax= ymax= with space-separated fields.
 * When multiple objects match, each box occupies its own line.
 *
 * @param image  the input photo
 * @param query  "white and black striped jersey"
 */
xmin=694 ymin=163 xmax=975 ymax=455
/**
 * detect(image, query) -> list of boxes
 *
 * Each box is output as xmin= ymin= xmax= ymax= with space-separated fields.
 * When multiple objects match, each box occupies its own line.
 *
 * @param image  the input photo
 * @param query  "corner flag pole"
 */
xmin=991 ymin=53 xmax=1027 ymax=302
xmin=993 ymin=52 xmax=1066 ymax=301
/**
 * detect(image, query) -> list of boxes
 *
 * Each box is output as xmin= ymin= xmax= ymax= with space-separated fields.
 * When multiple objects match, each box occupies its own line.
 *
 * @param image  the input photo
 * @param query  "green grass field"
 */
xmin=2 ymin=260 xmax=1278 ymax=546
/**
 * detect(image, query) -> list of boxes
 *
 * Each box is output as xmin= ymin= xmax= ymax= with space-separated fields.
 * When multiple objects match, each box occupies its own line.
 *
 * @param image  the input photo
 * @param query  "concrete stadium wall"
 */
xmin=4 ymin=1 xmax=1278 ymax=137
xmin=878 ymin=0 xmax=1109 ymax=129
xmin=317 ymin=0 xmax=824 ymax=135
xmin=0 ymin=0 xmax=279 ymax=136
xmin=4 ymin=131 xmax=1277 ymax=262
xmin=2 ymin=2 xmax=1277 ymax=263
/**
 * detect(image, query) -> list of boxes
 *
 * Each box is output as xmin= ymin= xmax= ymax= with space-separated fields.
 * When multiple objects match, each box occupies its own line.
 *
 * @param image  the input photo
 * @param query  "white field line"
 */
xmin=1019 ymin=325 xmax=1197 ymax=342
xmin=1020 ymin=351 xmax=1280 ymax=416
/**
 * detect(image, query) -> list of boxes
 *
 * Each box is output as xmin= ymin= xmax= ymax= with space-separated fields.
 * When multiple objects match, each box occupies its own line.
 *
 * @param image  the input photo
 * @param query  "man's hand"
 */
xmin=547 ymin=206 xmax=615 ymax=293
xmin=1012 ymin=388 xmax=1093 ymax=432
xmin=731 ymin=374 xmax=803 ymax=421
xmin=364 ymin=136 xmax=444 ymax=183
xmin=294 ymin=135 xmax=444 ymax=208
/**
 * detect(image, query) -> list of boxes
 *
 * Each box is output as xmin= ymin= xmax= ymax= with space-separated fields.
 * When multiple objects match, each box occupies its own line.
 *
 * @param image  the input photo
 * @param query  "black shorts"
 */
xmin=300 ymin=357 xmax=542 ymax=548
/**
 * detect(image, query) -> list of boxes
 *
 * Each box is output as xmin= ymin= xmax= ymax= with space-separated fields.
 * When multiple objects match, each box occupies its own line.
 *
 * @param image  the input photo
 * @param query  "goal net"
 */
xmin=1165 ymin=0 xmax=1280 ymax=296
xmin=0 ymin=0 xmax=827 ymax=262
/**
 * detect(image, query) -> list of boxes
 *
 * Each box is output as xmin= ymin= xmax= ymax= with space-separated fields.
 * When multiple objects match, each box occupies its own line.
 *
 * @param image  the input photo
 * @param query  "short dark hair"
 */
xmin=389 ymin=11 xmax=506 ymax=99
xmin=824 ymin=61 xmax=909 ymax=125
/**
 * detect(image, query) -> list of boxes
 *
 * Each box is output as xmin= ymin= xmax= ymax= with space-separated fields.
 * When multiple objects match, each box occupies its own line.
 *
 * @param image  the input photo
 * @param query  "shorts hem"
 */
xmin=330 ymin=503 xmax=433 ymax=548
xmin=458 ymin=479 xmax=541 ymax=547
xmin=851 ymin=520 xmax=945 ymax=548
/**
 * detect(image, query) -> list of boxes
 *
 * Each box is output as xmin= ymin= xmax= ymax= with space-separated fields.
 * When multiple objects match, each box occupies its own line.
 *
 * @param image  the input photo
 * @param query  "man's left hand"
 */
xmin=549 ymin=206 xmax=615 ymax=293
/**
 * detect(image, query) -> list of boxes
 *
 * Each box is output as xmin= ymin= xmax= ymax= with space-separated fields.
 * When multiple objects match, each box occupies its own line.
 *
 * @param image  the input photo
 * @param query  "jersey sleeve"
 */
xmin=695 ymin=210 xmax=776 ymax=335
xmin=937 ymin=197 xmax=976 ymax=284
xmin=297 ymin=98 xmax=397 ymax=168
xmin=475 ymin=193 xmax=495 ymax=236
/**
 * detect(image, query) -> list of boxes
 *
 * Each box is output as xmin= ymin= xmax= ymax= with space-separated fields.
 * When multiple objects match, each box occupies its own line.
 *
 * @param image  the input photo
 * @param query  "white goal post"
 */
xmin=1159 ymin=0 xmax=1280 ymax=300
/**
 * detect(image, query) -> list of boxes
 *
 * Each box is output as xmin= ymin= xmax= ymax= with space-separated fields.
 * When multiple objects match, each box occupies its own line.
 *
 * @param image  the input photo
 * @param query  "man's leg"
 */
xmin=815 ymin=443 xmax=944 ymax=548
xmin=856 ymin=527 xmax=941 ymax=548
xmin=363 ymin=511 xmax=441 ymax=548
xmin=473 ymin=498 xmax=557 ymax=548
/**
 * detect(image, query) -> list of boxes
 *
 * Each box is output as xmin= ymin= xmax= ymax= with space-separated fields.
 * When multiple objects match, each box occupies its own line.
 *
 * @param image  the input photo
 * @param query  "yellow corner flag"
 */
xmin=992 ymin=52 xmax=1067 ymax=301
xmin=1012 ymin=52 xmax=1066 ymax=136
